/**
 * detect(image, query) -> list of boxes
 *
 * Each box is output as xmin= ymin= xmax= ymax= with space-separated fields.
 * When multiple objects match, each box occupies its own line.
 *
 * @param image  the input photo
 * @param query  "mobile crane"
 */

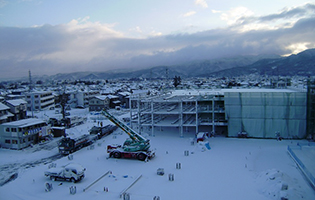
xmin=101 ymin=109 xmax=155 ymax=161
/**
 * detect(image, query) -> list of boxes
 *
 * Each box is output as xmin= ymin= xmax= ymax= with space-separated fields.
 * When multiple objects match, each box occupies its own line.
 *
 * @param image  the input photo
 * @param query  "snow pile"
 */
xmin=256 ymin=169 xmax=306 ymax=200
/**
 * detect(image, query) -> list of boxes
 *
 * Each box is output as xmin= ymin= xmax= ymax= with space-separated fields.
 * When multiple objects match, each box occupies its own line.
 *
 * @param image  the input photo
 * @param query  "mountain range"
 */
xmin=43 ymin=48 xmax=315 ymax=81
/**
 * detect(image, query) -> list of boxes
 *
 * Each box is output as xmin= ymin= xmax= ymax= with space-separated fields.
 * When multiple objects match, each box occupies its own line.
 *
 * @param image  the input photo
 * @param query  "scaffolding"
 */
xmin=130 ymin=91 xmax=227 ymax=137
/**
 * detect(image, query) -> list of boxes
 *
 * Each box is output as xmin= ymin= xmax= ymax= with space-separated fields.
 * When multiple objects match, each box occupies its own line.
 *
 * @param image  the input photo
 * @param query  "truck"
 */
xmin=60 ymin=116 xmax=87 ymax=128
xmin=58 ymin=134 xmax=97 ymax=155
xmin=48 ymin=116 xmax=87 ymax=128
xmin=89 ymin=124 xmax=117 ymax=139
xmin=101 ymin=109 xmax=155 ymax=161
xmin=44 ymin=163 xmax=85 ymax=183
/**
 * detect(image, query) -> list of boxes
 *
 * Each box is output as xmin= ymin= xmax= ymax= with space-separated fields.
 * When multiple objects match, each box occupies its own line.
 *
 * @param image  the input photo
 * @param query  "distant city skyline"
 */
xmin=0 ymin=0 xmax=315 ymax=79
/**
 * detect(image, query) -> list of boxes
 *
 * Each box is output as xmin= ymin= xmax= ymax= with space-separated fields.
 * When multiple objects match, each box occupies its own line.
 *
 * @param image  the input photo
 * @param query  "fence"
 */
xmin=287 ymin=145 xmax=315 ymax=189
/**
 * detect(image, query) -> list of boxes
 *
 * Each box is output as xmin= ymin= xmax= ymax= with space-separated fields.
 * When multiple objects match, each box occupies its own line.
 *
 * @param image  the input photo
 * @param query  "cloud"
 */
xmin=183 ymin=11 xmax=196 ymax=17
xmin=0 ymin=0 xmax=7 ymax=8
xmin=259 ymin=3 xmax=315 ymax=22
xmin=195 ymin=0 xmax=208 ymax=8
xmin=220 ymin=7 xmax=255 ymax=26
xmin=230 ymin=3 xmax=315 ymax=31
xmin=211 ymin=10 xmax=222 ymax=14
xmin=129 ymin=26 xmax=142 ymax=33
xmin=0 ymin=4 xmax=315 ymax=79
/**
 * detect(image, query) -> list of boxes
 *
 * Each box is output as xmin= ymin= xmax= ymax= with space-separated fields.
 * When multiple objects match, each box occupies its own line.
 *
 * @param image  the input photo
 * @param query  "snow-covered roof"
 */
xmin=26 ymin=91 xmax=53 ymax=95
xmin=132 ymin=90 xmax=148 ymax=94
xmin=107 ymin=95 xmax=119 ymax=99
xmin=118 ymin=92 xmax=131 ymax=96
xmin=221 ymin=88 xmax=305 ymax=93
xmin=1 ymin=118 xmax=46 ymax=127
xmin=0 ymin=112 xmax=14 ymax=120
xmin=51 ymin=126 xmax=65 ymax=130
xmin=171 ymin=88 xmax=304 ymax=97
xmin=0 ymin=102 xmax=10 ymax=110
xmin=5 ymin=99 xmax=27 ymax=106
xmin=137 ymin=88 xmax=306 ymax=102
xmin=94 ymin=95 xmax=108 ymax=101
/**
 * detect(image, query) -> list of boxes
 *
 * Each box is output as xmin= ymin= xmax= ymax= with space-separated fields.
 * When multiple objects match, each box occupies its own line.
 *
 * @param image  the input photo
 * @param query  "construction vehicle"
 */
xmin=89 ymin=124 xmax=117 ymax=139
xmin=58 ymin=134 xmax=97 ymax=155
xmin=101 ymin=109 xmax=155 ymax=161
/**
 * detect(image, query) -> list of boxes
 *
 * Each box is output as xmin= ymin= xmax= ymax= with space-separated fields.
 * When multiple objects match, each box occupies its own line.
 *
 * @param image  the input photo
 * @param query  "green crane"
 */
xmin=101 ymin=109 xmax=150 ymax=152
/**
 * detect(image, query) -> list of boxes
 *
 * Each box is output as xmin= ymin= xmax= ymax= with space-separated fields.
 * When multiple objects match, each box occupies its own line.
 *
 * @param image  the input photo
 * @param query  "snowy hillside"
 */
xmin=0 ymin=108 xmax=314 ymax=200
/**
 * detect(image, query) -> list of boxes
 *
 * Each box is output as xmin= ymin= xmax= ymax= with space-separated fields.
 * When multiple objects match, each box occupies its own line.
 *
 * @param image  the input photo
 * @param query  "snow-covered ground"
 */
xmin=0 ymin=108 xmax=314 ymax=200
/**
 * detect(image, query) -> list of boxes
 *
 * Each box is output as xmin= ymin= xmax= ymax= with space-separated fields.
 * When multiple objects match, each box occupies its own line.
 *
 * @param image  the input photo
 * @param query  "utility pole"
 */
xmin=29 ymin=70 xmax=34 ymax=117
xmin=29 ymin=70 xmax=33 ymax=92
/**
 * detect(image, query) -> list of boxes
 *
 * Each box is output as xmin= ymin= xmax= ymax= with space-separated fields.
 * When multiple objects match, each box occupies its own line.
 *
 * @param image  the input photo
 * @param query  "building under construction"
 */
xmin=130 ymin=88 xmax=308 ymax=139
xmin=307 ymin=79 xmax=315 ymax=140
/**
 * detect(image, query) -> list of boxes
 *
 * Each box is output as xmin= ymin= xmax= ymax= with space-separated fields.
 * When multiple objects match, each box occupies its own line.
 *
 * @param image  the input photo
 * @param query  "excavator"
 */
xmin=101 ymin=109 xmax=155 ymax=161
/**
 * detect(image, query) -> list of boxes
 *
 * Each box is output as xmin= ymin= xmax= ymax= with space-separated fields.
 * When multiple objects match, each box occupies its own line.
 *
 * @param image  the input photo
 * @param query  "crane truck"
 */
xmin=101 ymin=109 xmax=155 ymax=161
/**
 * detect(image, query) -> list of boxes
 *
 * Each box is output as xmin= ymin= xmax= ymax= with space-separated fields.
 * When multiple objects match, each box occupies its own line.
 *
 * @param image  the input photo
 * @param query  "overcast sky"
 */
xmin=0 ymin=0 xmax=315 ymax=80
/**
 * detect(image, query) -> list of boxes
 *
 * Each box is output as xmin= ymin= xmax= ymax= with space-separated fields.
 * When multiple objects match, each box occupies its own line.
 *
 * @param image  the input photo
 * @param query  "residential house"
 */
xmin=117 ymin=92 xmax=131 ymax=108
xmin=0 ymin=102 xmax=14 ymax=124
xmin=89 ymin=95 xmax=109 ymax=111
xmin=76 ymin=90 xmax=100 ymax=108
xmin=107 ymin=95 xmax=120 ymax=108
xmin=4 ymin=99 xmax=27 ymax=121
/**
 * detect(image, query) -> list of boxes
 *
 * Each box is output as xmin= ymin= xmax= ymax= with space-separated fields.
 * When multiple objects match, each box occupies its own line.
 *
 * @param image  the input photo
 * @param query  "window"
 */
xmin=5 ymin=140 xmax=10 ymax=144
xmin=5 ymin=128 xmax=10 ymax=132
xmin=11 ymin=128 xmax=17 ymax=132
xmin=12 ymin=140 xmax=18 ymax=144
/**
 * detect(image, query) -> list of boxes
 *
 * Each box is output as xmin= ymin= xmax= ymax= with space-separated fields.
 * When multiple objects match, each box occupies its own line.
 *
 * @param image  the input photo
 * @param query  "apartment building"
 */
xmin=0 ymin=118 xmax=51 ymax=149
xmin=25 ymin=91 xmax=55 ymax=111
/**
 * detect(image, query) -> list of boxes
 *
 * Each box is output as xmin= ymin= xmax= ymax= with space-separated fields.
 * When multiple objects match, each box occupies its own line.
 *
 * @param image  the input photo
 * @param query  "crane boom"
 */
xmin=101 ymin=109 xmax=150 ymax=152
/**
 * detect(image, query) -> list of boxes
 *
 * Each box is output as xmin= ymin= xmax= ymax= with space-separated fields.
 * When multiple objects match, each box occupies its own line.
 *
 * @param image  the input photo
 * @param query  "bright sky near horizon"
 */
xmin=0 ymin=0 xmax=315 ymax=79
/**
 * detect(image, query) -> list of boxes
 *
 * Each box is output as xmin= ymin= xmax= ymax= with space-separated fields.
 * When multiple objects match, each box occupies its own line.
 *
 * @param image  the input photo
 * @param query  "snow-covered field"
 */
xmin=0 ymin=108 xmax=314 ymax=200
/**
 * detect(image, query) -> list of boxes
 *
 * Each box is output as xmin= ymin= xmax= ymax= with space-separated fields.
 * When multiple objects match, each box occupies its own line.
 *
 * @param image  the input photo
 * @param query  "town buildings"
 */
xmin=0 ymin=76 xmax=314 ymax=149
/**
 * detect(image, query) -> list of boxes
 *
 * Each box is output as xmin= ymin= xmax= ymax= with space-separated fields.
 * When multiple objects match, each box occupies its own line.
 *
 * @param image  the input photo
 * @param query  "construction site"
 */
xmin=129 ymin=88 xmax=310 ymax=139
